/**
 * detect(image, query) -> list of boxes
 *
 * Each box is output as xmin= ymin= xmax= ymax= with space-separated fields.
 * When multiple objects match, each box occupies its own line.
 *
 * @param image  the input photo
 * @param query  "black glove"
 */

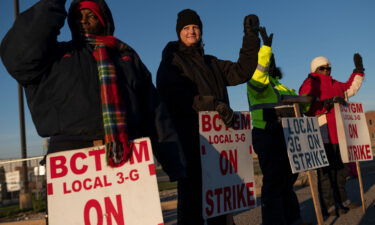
xmin=216 ymin=102 xmax=235 ymax=127
xmin=323 ymin=97 xmax=347 ymax=110
xmin=243 ymin=14 xmax=259 ymax=36
xmin=259 ymin=26 xmax=273 ymax=47
xmin=353 ymin=53 xmax=365 ymax=73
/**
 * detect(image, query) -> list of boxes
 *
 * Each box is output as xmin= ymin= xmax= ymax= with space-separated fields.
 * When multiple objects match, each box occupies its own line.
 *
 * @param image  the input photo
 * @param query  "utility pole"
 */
xmin=13 ymin=0 xmax=31 ymax=209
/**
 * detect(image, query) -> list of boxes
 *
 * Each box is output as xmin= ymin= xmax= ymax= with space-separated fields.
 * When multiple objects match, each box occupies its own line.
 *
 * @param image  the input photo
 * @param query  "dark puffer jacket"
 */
xmin=0 ymin=0 xmax=186 ymax=181
xmin=156 ymin=36 xmax=259 ymax=165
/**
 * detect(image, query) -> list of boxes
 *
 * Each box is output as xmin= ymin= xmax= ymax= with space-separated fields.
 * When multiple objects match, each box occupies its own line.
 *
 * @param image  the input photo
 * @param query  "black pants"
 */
xmin=252 ymin=124 xmax=301 ymax=225
xmin=317 ymin=144 xmax=349 ymax=213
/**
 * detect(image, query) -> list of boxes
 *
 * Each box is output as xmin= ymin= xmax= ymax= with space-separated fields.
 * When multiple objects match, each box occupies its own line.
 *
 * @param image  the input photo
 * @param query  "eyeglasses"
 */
xmin=318 ymin=66 xmax=331 ymax=71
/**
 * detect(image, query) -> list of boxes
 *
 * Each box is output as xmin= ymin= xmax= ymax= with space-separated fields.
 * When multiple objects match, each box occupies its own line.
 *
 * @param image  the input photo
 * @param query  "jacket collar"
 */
xmin=178 ymin=41 xmax=204 ymax=56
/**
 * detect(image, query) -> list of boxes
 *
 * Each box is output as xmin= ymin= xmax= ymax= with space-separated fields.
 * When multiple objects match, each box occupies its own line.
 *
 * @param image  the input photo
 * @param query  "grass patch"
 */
xmin=158 ymin=181 xmax=177 ymax=191
xmin=0 ymin=204 xmax=30 ymax=218
xmin=0 ymin=194 xmax=46 ymax=219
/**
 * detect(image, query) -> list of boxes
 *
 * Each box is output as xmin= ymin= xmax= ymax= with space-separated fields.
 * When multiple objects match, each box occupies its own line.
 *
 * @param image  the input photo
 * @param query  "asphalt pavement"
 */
xmin=1 ymin=161 xmax=374 ymax=225
xmin=161 ymin=160 xmax=375 ymax=225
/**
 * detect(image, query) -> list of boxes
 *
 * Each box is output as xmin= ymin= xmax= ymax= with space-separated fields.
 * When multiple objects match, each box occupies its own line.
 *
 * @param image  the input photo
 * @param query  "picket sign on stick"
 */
xmin=356 ymin=161 xmax=366 ymax=213
xmin=334 ymin=102 xmax=372 ymax=213
xmin=293 ymin=104 xmax=324 ymax=225
xmin=46 ymin=137 xmax=164 ymax=225
xmin=199 ymin=111 xmax=256 ymax=221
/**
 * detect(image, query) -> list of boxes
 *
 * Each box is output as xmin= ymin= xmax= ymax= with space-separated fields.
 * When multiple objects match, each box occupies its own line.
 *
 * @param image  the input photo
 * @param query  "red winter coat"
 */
xmin=299 ymin=72 xmax=364 ymax=144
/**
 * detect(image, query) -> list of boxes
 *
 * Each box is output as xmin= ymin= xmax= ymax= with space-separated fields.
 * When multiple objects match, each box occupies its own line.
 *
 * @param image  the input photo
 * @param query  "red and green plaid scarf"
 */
xmin=86 ymin=34 xmax=131 ymax=167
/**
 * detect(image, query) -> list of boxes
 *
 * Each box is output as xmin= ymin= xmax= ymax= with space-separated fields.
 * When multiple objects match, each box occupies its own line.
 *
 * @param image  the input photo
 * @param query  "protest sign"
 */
xmin=5 ymin=171 xmax=20 ymax=192
xmin=282 ymin=117 xmax=329 ymax=173
xmin=46 ymin=138 xmax=164 ymax=225
xmin=335 ymin=102 xmax=373 ymax=162
xmin=199 ymin=111 xmax=256 ymax=219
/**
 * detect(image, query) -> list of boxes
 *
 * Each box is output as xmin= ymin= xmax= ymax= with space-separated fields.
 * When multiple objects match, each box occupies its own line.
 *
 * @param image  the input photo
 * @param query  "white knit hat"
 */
xmin=310 ymin=56 xmax=331 ymax=72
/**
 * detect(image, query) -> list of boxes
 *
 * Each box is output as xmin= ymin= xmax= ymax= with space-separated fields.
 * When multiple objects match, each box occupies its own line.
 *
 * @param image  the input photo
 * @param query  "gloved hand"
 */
xmin=243 ymin=14 xmax=259 ymax=36
xmin=216 ymin=102 xmax=235 ymax=127
xmin=259 ymin=26 xmax=273 ymax=47
xmin=353 ymin=53 xmax=365 ymax=73
xmin=323 ymin=97 xmax=348 ymax=110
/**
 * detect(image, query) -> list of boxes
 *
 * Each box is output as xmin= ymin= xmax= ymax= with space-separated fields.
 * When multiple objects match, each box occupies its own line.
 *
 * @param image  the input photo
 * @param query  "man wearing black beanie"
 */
xmin=157 ymin=8 xmax=260 ymax=225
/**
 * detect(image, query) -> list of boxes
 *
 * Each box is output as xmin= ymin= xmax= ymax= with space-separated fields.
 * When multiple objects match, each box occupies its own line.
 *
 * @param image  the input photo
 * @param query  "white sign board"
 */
xmin=199 ymin=111 xmax=256 ymax=219
xmin=47 ymin=138 xmax=164 ymax=225
xmin=335 ymin=102 xmax=373 ymax=162
xmin=282 ymin=117 xmax=329 ymax=173
xmin=5 ymin=171 xmax=20 ymax=192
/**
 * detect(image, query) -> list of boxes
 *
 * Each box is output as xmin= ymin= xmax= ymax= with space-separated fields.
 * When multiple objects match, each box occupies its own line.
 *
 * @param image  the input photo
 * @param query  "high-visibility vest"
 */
xmin=247 ymin=45 xmax=297 ymax=129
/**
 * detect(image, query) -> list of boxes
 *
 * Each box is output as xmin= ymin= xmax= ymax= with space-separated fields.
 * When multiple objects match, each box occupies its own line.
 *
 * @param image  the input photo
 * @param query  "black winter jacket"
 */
xmin=156 ymin=36 xmax=260 ymax=165
xmin=0 ymin=0 xmax=186 ymax=181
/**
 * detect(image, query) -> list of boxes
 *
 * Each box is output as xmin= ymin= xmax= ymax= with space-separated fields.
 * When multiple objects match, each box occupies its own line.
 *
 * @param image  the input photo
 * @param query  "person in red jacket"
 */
xmin=299 ymin=54 xmax=365 ymax=218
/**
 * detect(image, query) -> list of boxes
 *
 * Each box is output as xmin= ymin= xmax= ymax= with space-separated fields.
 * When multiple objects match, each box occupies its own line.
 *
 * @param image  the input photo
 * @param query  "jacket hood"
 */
xmin=161 ymin=41 xmax=179 ymax=61
xmin=67 ymin=0 xmax=115 ymax=40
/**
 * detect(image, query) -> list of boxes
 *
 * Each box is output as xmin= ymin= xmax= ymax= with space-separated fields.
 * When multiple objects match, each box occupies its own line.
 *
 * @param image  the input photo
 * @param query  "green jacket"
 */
xmin=247 ymin=46 xmax=297 ymax=129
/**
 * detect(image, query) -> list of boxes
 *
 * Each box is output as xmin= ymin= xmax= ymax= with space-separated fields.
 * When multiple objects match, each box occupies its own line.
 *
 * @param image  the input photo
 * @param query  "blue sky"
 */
xmin=1 ymin=0 xmax=374 ymax=159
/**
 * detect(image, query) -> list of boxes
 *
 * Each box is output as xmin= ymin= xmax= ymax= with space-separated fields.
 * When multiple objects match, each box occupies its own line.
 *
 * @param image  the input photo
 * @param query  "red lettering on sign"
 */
xmin=129 ymin=169 xmax=140 ymax=181
xmin=232 ymin=113 xmax=251 ymax=130
xmin=83 ymin=195 xmax=124 ymax=225
xmin=105 ymin=195 xmax=124 ymax=225
xmin=246 ymin=182 xmax=255 ymax=206
xmin=341 ymin=103 xmax=363 ymax=113
xmin=94 ymin=176 xmax=104 ymax=189
xmin=84 ymin=199 xmax=103 ymax=225
xmin=209 ymin=134 xmax=234 ymax=144
xmin=348 ymin=124 xmax=358 ymax=139
xmin=348 ymin=144 xmax=372 ymax=161
xmin=204 ymin=182 xmax=256 ymax=216
xmin=88 ymin=149 xmax=105 ymax=171
xmin=214 ymin=188 xmax=223 ymax=214
xmin=219 ymin=149 xmax=238 ymax=175
xmin=83 ymin=178 xmax=93 ymax=190
xmin=50 ymin=156 xmax=68 ymax=179
xmin=236 ymin=183 xmax=246 ymax=208
xmin=223 ymin=186 xmax=232 ymax=212
xmin=213 ymin=114 xmax=223 ymax=131
xmin=202 ymin=114 xmax=212 ymax=132
xmin=63 ymin=176 xmax=112 ymax=194
xmin=201 ymin=114 xmax=224 ymax=132
xmin=63 ymin=182 xmax=71 ymax=194
xmin=149 ymin=164 xmax=156 ymax=176
xmin=205 ymin=190 xmax=214 ymax=216
xmin=72 ymin=180 xmax=82 ymax=192
xmin=50 ymin=149 xmax=105 ymax=179
xmin=130 ymin=140 xmax=150 ymax=165
xmin=70 ymin=152 xmax=88 ymax=175
xmin=241 ymin=114 xmax=251 ymax=130
xmin=365 ymin=145 xmax=372 ymax=159
xmin=47 ymin=183 xmax=53 ymax=195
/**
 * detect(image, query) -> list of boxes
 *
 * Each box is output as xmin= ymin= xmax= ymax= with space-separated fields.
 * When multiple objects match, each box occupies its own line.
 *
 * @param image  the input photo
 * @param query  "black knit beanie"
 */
xmin=176 ymin=9 xmax=203 ymax=37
